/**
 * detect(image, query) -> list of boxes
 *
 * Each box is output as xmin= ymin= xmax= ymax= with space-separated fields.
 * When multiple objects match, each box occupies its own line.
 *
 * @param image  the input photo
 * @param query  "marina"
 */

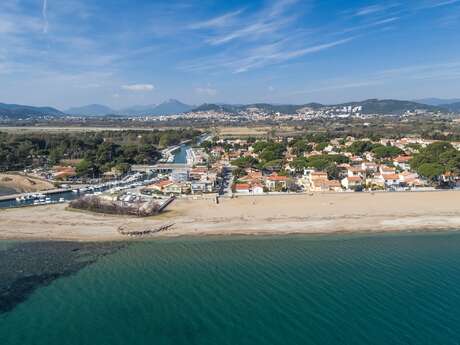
xmin=0 ymin=139 xmax=199 ymax=210
xmin=0 ymin=172 xmax=155 ymax=209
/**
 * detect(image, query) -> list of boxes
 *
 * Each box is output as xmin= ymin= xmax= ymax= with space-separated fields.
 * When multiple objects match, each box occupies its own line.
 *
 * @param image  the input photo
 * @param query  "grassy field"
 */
xmin=215 ymin=126 xmax=301 ymax=138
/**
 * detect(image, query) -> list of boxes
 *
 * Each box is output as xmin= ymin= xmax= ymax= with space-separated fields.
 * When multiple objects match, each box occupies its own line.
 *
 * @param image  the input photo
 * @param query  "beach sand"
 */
xmin=1 ymin=191 xmax=460 ymax=241
xmin=0 ymin=173 xmax=55 ymax=194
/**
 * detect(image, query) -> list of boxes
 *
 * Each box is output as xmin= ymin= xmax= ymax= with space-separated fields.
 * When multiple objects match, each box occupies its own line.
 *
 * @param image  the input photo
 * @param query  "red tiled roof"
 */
xmin=382 ymin=173 xmax=400 ymax=180
xmin=268 ymin=174 xmax=288 ymax=181
xmin=311 ymin=171 xmax=327 ymax=176
xmin=394 ymin=155 xmax=412 ymax=163
xmin=150 ymin=180 xmax=173 ymax=188
xmin=235 ymin=183 xmax=250 ymax=190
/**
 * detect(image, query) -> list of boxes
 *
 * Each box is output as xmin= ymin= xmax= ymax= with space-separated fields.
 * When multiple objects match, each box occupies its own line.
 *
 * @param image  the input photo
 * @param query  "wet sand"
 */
xmin=1 ymin=191 xmax=460 ymax=241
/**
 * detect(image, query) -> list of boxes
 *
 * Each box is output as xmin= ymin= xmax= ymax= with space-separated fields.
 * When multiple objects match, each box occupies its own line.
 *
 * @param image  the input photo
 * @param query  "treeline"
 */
xmin=0 ymin=129 xmax=201 ymax=176
xmin=229 ymin=136 xmax=404 ymax=175
xmin=410 ymin=142 xmax=460 ymax=181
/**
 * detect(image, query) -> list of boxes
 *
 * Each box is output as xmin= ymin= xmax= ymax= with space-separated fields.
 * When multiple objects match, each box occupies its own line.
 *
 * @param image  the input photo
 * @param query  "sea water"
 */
xmin=1 ymin=232 xmax=460 ymax=345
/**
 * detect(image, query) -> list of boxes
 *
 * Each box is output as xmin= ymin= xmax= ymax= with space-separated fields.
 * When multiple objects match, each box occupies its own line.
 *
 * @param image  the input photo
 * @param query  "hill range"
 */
xmin=1 ymin=98 xmax=459 ymax=119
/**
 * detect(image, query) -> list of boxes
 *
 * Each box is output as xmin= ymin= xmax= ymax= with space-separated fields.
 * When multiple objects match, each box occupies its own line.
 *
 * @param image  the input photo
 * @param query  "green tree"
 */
xmin=417 ymin=163 xmax=444 ymax=181
xmin=231 ymin=156 xmax=259 ymax=169
xmin=76 ymin=159 xmax=92 ymax=177
xmin=372 ymin=145 xmax=403 ymax=159
xmin=348 ymin=141 xmax=374 ymax=155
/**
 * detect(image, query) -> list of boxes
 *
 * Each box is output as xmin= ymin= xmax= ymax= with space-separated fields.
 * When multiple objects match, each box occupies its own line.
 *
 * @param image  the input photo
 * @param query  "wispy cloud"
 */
xmin=190 ymin=0 xmax=302 ymax=46
xmin=183 ymin=0 xmax=358 ymax=73
xmin=121 ymin=84 xmax=155 ymax=92
xmin=181 ymin=36 xmax=355 ymax=74
xmin=344 ymin=16 xmax=400 ymax=33
xmin=354 ymin=4 xmax=388 ymax=16
xmin=422 ymin=0 xmax=460 ymax=8
xmin=189 ymin=9 xmax=243 ymax=29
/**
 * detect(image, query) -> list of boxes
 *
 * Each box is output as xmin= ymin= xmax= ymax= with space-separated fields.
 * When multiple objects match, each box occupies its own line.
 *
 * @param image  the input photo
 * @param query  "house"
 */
xmin=266 ymin=173 xmax=289 ymax=191
xmin=341 ymin=176 xmax=363 ymax=190
xmin=326 ymin=180 xmax=343 ymax=192
xmin=393 ymin=156 xmax=412 ymax=170
xmin=379 ymin=165 xmax=396 ymax=174
xmin=190 ymin=167 xmax=208 ymax=180
xmin=191 ymin=180 xmax=214 ymax=194
xmin=163 ymin=182 xmax=190 ymax=195
xmin=374 ymin=173 xmax=401 ymax=188
xmin=309 ymin=171 xmax=328 ymax=181
xmin=251 ymin=183 xmax=265 ymax=195
xmin=361 ymin=162 xmax=378 ymax=173
xmin=234 ymin=183 xmax=251 ymax=194
xmin=311 ymin=178 xmax=342 ymax=192
xmin=307 ymin=171 xmax=328 ymax=189
xmin=347 ymin=166 xmax=365 ymax=178
xmin=240 ymin=170 xmax=263 ymax=183
xmin=399 ymin=172 xmax=424 ymax=187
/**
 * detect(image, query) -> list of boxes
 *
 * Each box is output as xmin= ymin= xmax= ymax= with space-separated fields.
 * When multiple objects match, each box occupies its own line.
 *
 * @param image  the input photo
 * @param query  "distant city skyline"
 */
xmin=0 ymin=0 xmax=459 ymax=108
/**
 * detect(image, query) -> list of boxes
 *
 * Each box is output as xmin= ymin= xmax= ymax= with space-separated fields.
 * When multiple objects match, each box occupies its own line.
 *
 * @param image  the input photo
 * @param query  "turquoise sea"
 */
xmin=1 ymin=232 xmax=460 ymax=344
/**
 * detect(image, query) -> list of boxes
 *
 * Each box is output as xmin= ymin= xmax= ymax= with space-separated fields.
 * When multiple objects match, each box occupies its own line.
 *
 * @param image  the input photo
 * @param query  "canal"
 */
xmin=172 ymin=144 xmax=189 ymax=164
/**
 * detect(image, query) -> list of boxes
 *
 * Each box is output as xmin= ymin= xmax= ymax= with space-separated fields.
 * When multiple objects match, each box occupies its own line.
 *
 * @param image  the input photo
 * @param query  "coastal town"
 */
xmin=0 ymin=121 xmax=459 ymax=241
xmin=142 ymin=134 xmax=460 ymax=198
xmin=1 ymin=129 xmax=460 ymax=213
xmin=1 ymin=101 xmax=452 ymax=126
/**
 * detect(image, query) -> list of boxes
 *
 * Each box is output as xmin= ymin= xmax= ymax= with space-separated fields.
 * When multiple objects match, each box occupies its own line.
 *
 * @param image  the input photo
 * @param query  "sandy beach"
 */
xmin=1 ymin=191 xmax=460 ymax=241
xmin=0 ymin=173 xmax=55 ymax=194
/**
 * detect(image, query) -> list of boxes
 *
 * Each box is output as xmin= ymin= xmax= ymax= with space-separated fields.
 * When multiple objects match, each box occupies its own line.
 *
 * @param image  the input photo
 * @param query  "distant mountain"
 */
xmin=337 ymin=99 xmax=443 ymax=115
xmin=414 ymin=98 xmax=460 ymax=106
xmin=0 ymin=102 xmax=63 ymax=118
xmin=191 ymin=102 xmax=323 ymax=114
xmin=0 ymin=98 xmax=453 ymax=120
xmin=444 ymin=102 xmax=460 ymax=112
xmin=151 ymin=99 xmax=193 ymax=115
xmin=192 ymin=103 xmax=240 ymax=113
xmin=63 ymin=99 xmax=193 ymax=117
xmin=65 ymin=104 xmax=115 ymax=116
xmin=190 ymin=99 xmax=445 ymax=116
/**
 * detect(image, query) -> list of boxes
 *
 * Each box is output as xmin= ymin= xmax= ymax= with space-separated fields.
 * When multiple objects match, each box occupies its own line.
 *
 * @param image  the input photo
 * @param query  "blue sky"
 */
xmin=1 ymin=0 xmax=460 ymax=109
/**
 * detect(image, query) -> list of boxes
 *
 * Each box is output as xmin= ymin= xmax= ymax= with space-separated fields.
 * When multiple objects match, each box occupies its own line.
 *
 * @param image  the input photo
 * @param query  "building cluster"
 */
xmin=137 ymin=105 xmax=442 ymax=123
xmin=142 ymin=107 xmax=366 ymax=122
xmin=140 ymin=148 xmax=224 ymax=196
xmin=203 ymin=136 xmax=460 ymax=195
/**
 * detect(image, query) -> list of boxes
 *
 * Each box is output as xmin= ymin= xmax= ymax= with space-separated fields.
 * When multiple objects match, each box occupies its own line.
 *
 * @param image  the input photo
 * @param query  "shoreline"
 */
xmin=1 ymin=191 xmax=460 ymax=241
xmin=2 ymin=228 xmax=460 ymax=244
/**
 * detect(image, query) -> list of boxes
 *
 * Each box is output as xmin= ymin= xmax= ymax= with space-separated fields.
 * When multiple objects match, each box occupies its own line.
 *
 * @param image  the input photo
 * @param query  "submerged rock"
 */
xmin=0 ymin=241 xmax=127 ymax=314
